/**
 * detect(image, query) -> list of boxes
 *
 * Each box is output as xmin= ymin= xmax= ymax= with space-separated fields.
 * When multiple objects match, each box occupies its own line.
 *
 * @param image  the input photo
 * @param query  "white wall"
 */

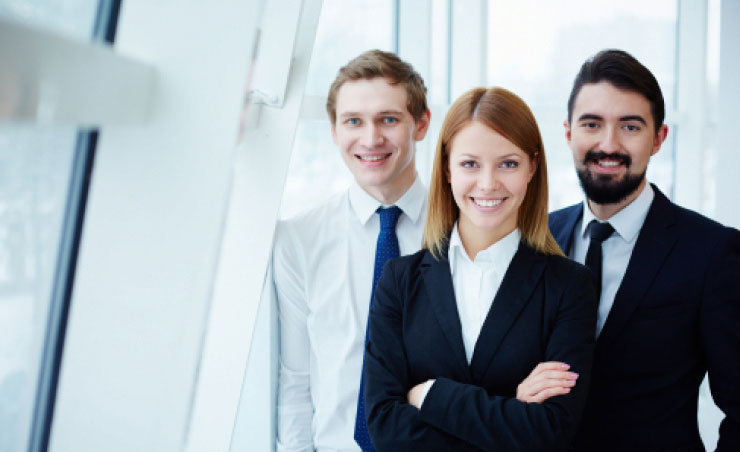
xmin=49 ymin=1 xmax=263 ymax=450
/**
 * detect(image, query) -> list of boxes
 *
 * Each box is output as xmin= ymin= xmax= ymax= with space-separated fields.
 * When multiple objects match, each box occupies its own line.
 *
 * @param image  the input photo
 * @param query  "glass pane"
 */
xmin=487 ymin=0 xmax=678 ymax=210
xmin=283 ymin=0 xmax=395 ymax=217
xmin=0 ymin=0 xmax=99 ymax=38
xmin=280 ymin=120 xmax=354 ymax=219
xmin=0 ymin=126 xmax=77 ymax=451
xmin=0 ymin=1 xmax=102 ymax=451
xmin=304 ymin=0 xmax=395 ymax=96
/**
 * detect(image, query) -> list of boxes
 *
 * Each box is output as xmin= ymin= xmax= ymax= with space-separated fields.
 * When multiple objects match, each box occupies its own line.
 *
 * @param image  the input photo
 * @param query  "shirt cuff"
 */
xmin=418 ymin=379 xmax=435 ymax=407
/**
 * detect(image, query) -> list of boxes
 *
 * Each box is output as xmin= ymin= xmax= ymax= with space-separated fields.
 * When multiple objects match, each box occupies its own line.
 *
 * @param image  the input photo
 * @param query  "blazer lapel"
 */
xmin=469 ymin=243 xmax=546 ymax=382
xmin=551 ymin=203 xmax=583 ymax=255
xmin=420 ymin=249 xmax=471 ymax=375
xmin=597 ymin=186 xmax=678 ymax=347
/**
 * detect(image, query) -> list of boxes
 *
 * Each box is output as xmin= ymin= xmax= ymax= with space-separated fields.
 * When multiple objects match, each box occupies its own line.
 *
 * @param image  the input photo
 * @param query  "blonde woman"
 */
xmin=363 ymin=87 xmax=597 ymax=451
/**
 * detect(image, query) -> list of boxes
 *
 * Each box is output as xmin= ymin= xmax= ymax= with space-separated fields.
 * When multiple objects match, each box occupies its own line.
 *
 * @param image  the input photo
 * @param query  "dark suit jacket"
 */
xmin=363 ymin=241 xmax=598 ymax=452
xmin=549 ymin=185 xmax=740 ymax=452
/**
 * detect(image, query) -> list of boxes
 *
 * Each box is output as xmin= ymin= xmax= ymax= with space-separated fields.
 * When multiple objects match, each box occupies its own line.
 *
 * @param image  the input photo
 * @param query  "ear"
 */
xmin=563 ymin=120 xmax=572 ymax=144
xmin=528 ymin=152 xmax=539 ymax=182
xmin=413 ymin=109 xmax=431 ymax=141
xmin=331 ymin=124 xmax=338 ymax=145
xmin=651 ymin=124 xmax=668 ymax=156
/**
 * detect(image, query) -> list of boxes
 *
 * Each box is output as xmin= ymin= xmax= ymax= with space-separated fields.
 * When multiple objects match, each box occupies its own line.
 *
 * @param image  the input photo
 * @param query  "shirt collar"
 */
xmin=349 ymin=174 xmax=426 ymax=226
xmin=580 ymin=182 xmax=654 ymax=243
xmin=448 ymin=222 xmax=521 ymax=273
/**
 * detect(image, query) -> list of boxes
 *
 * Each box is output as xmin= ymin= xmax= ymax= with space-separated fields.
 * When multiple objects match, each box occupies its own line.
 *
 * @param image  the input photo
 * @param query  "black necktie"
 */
xmin=585 ymin=220 xmax=614 ymax=297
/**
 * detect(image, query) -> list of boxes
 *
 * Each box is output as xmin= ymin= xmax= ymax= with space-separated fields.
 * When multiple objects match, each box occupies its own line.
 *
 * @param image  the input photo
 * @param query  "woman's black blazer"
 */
xmin=364 ymin=241 xmax=598 ymax=452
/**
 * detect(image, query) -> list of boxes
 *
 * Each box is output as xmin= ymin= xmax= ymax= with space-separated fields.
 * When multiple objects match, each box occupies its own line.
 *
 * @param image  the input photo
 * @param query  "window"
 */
xmin=0 ymin=1 xmax=118 ymax=450
xmin=486 ymin=0 xmax=678 ymax=210
xmin=280 ymin=0 xmax=396 ymax=219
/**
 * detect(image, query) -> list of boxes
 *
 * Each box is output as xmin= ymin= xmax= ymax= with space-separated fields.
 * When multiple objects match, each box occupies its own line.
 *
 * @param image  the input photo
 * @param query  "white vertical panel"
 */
xmin=398 ymin=0 xmax=432 ymax=86
xmin=398 ymin=0 xmax=435 ymax=184
xmin=48 ymin=0 xmax=263 ymax=451
xmin=673 ymin=0 xmax=708 ymax=211
xmin=185 ymin=1 xmax=322 ymax=450
xmin=715 ymin=0 xmax=740 ymax=229
xmin=250 ymin=0 xmax=303 ymax=107
xmin=450 ymin=0 xmax=487 ymax=99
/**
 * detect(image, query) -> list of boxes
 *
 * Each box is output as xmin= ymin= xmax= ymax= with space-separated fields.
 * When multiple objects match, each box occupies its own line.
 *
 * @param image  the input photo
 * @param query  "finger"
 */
xmin=531 ymin=386 xmax=572 ymax=403
xmin=524 ymin=370 xmax=579 ymax=388
xmin=533 ymin=361 xmax=571 ymax=373
xmin=525 ymin=377 xmax=577 ymax=395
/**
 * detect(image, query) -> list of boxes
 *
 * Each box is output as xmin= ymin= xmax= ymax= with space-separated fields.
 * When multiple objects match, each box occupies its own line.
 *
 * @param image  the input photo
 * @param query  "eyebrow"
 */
xmin=338 ymin=112 xmax=360 ymax=119
xmin=337 ymin=109 xmax=404 ymax=119
xmin=577 ymin=113 xmax=647 ymax=125
xmin=455 ymin=152 xmax=522 ymax=159
xmin=618 ymin=115 xmax=647 ymax=125
xmin=577 ymin=113 xmax=603 ymax=122
xmin=377 ymin=110 xmax=404 ymax=116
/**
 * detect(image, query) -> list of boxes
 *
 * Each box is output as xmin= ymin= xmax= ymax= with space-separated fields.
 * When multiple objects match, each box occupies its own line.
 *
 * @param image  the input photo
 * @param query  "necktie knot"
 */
xmin=378 ymin=206 xmax=402 ymax=231
xmin=589 ymin=220 xmax=614 ymax=243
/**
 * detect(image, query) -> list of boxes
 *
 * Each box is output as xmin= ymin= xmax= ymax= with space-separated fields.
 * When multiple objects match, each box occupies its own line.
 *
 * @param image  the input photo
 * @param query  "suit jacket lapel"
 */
xmin=597 ymin=186 xmax=678 ymax=347
xmin=420 ymin=249 xmax=471 ymax=376
xmin=551 ymin=203 xmax=583 ymax=255
xmin=469 ymin=243 xmax=546 ymax=382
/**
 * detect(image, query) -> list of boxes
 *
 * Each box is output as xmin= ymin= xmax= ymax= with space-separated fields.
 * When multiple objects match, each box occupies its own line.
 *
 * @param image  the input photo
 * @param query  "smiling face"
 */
xmin=447 ymin=121 xmax=536 ymax=247
xmin=331 ymin=77 xmax=430 ymax=204
xmin=566 ymin=81 xmax=668 ymax=208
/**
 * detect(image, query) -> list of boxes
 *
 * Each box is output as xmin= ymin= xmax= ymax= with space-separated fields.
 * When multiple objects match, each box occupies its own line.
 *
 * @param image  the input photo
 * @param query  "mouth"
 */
xmin=356 ymin=153 xmax=392 ymax=163
xmin=584 ymin=151 xmax=631 ymax=174
xmin=470 ymin=197 xmax=505 ymax=209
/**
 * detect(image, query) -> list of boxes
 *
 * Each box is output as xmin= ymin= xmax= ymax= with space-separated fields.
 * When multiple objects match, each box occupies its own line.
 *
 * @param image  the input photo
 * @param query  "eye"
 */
xmin=460 ymin=160 xmax=477 ymax=169
xmin=581 ymin=122 xmax=599 ymax=129
xmin=623 ymin=124 xmax=640 ymax=132
xmin=382 ymin=116 xmax=398 ymax=125
xmin=346 ymin=118 xmax=360 ymax=126
xmin=500 ymin=160 xmax=519 ymax=169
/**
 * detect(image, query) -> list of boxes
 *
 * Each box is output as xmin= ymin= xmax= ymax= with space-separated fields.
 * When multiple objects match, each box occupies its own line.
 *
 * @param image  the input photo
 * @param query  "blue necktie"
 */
xmin=354 ymin=206 xmax=402 ymax=452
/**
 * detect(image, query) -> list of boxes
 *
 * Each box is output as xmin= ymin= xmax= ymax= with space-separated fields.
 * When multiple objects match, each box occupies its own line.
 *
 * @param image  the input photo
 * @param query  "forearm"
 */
xmin=418 ymin=377 xmax=573 ymax=451
xmin=704 ymin=229 xmax=740 ymax=450
xmin=367 ymin=394 xmax=483 ymax=452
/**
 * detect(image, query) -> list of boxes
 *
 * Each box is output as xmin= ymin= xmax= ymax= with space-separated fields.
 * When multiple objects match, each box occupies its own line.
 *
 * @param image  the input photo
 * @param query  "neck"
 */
xmin=362 ymin=169 xmax=416 ymax=205
xmin=588 ymin=179 xmax=647 ymax=221
xmin=458 ymin=219 xmax=516 ymax=261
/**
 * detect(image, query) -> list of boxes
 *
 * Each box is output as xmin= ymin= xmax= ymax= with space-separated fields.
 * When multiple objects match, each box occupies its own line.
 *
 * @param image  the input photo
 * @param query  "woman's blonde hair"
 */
xmin=422 ymin=87 xmax=564 ymax=259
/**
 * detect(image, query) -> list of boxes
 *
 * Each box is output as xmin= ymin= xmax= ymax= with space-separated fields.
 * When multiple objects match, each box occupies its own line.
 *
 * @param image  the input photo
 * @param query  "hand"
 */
xmin=407 ymin=380 xmax=434 ymax=409
xmin=516 ymin=362 xmax=578 ymax=403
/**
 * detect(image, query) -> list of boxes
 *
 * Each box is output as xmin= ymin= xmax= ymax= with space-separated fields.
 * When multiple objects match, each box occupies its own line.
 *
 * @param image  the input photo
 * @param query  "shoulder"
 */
xmin=384 ymin=248 xmax=429 ymax=280
xmin=543 ymin=250 xmax=592 ymax=283
xmin=548 ymin=203 xmax=582 ymax=229
xmin=654 ymin=194 xmax=740 ymax=251
xmin=274 ymin=191 xmax=347 ymax=244
xmin=273 ymin=191 xmax=348 ymax=262
xmin=549 ymin=203 xmax=582 ymax=221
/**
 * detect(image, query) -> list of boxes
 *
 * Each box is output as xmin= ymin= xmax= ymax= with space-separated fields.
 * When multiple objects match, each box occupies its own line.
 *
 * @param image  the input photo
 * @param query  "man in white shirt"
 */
xmin=273 ymin=50 xmax=430 ymax=452
xmin=548 ymin=49 xmax=740 ymax=451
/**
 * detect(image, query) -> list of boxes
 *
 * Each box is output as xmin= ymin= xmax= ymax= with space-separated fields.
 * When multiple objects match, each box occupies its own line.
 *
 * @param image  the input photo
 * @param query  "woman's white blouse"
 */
xmin=447 ymin=224 xmax=521 ymax=364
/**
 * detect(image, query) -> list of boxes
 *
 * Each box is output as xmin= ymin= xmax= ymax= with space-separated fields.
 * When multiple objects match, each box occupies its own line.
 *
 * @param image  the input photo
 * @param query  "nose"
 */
xmin=477 ymin=167 xmax=499 ymax=192
xmin=600 ymin=127 xmax=621 ymax=153
xmin=361 ymin=123 xmax=384 ymax=147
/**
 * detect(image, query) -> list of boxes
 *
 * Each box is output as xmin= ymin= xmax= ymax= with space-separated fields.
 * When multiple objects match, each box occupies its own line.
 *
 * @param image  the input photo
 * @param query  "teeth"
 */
xmin=598 ymin=160 xmax=621 ymax=167
xmin=358 ymin=154 xmax=389 ymax=161
xmin=473 ymin=198 xmax=503 ymax=207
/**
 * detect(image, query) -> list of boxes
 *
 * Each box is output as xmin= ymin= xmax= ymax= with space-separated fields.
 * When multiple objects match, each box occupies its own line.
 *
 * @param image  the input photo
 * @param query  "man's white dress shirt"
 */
xmin=570 ymin=183 xmax=654 ymax=336
xmin=273 ymin=176 xmax=427 ymax=452
xmin=419 ymin=224 xmax=520 ymax=403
